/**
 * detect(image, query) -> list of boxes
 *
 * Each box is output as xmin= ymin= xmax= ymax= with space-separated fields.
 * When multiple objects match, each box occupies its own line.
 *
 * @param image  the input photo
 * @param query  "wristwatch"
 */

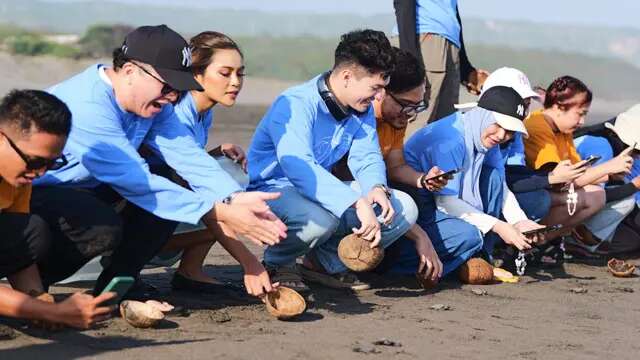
xmin=372 ymin=184 xmax=392 ymax=199
xmin=222 ymin=191 xmax=242 ymax=205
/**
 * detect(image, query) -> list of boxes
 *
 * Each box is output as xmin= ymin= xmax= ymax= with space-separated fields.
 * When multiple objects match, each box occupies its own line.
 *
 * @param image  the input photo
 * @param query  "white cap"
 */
xmin=455 ymin=67 xmax=539 ymax=111
xmin=604 ymin=104 xmax=640 ymax=150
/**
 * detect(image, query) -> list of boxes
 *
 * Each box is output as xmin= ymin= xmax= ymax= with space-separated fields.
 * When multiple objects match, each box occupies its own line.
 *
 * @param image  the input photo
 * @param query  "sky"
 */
xmin=49 ymin=0 xmax=640 ymax=29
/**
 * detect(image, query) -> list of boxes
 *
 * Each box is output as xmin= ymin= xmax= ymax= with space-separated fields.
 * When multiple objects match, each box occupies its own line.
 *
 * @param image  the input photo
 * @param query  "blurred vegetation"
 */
xmin=79 ymin=24 xmax=134 ymax=57
xmin=0 ymin=22 xmax=638 ymax=101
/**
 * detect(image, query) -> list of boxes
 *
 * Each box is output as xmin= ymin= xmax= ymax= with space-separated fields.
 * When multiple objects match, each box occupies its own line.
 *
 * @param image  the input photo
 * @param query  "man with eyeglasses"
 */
xmin=0 ymin=90 xmax=116 ymax=329
xmin=31 ymin=25 xmax=286 ymax=298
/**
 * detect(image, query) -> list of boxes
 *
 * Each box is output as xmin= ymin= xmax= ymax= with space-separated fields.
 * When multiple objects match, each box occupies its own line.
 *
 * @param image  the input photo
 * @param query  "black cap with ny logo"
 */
xmin=121 ymin=24 xmax=203 ymax=92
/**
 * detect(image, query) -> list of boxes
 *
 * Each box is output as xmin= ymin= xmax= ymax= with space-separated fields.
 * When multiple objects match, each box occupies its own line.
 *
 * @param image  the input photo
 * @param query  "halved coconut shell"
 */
xmin=608 ymin=258 xmax=636 ymax=278
xmin=337 ymin=233 xmax=384 ymax=272
xmin=120 ymin=300 xmax=164 ymax=328
xmin=265 ymin=286 xmax=306 ymax=320
xmin=145 ymin=300 xmax=175 ymax=313
xmin=493 ymin=267 xmax=519 ymax=283
xmin=459 ymin=258 xmax=494 ymax=285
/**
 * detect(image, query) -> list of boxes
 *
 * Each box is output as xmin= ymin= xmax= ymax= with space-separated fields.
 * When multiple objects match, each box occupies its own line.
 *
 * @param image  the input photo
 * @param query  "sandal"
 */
xmin=263 ymin=263 xmax=310 ymax=293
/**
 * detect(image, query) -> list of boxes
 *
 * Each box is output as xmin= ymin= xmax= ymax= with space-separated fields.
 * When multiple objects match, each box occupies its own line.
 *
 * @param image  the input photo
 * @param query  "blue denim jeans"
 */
xmin=263 ymin=182 xmax=417 ymax=274
xmin=514 ymin=189 xmax=551 ymax=222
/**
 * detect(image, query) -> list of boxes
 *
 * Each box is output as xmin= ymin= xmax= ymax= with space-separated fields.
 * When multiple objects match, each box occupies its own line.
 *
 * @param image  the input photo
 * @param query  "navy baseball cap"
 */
xmin=478 ymin=86 xmax=528 ymax=137
xmin=121 ymin=25 xmax=202 ymax=92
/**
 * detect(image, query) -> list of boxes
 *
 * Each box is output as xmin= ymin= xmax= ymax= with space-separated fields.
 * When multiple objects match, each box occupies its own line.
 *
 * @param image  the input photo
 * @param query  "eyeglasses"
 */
xmin=1 ymin=131 xmax=68 ymax=171
xmin=130 ymin=61 xmax=178 ymax=97
xmin=388 ymin=93 xmax=428 ymax=121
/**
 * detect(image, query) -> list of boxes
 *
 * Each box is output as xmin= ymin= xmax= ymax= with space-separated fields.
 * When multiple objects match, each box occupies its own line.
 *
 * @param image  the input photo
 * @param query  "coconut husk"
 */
xmin=416 ymin=273 xmax=438 ymax=289
xmin=120 ymin=300 xmax=164 ymax=328
xmin=607 ymin=258 xmax=636 ymax=278
xmin=265 ymin=286 xmax=306 ymax=320
xmin=458 ymin=258 xmax=494 ymax=285
xmin=145 ymin=300 xmax=174 ymax=313
xmin=337 ymin=233 xmax=384 ymax=272
xmin=493 ymin=267 xmax=519 ymax=283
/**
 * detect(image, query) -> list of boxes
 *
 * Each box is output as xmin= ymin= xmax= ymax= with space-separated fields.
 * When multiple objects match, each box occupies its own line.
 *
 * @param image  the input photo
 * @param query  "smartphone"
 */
xmin=581 ymin=155 xmax=602 ymax=167
xmin=522 ymin=224 xmax=563 ymax=237
xmin=100 ymin=276 xmax=135 ymax=305
xmin=425 ymin=168 xmax=459 ymax=182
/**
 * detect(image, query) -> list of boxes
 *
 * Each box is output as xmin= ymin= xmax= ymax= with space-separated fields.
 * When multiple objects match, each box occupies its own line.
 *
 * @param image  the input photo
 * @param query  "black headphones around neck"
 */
xmin=317 ymin=71 xmax=353 ymax=121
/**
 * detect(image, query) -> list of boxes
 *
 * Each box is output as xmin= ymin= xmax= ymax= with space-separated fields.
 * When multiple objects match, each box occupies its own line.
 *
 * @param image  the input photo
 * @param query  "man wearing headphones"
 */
xmin=247 ymin=29 xmax=418 ymax=293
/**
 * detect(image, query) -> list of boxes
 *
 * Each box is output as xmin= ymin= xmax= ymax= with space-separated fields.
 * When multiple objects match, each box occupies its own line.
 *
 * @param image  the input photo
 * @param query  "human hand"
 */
xmin=353 ymin=198 xmax=382 ymax=248
xmin=548 ymin=160 xmax=587 ymax=185
xmin=214 ymin=192 xmax=287 ymax=246
xmin=419 ymin=166 xmax=449 ymax=191
xmin=243 ymin=262 xmax=278 ymax=297
xmin=514 ymin=219 xmax=545 ymax=245
xmin=415 ymin=236 xmax=443 ymax=282
xmin=604 ymin=147 xmax=634 ymax=175
xmin=367 ymin=186 xmax=394 ymax=225
xmin=493 ymin=221 xmax=532 ymax=251
xmin=50 ymin=292 xmax=116 ymax=329
xmin=220 ymin=143 xmax=247 ymax=172
xmin=465 ymin=69 xmax=490 ymax=95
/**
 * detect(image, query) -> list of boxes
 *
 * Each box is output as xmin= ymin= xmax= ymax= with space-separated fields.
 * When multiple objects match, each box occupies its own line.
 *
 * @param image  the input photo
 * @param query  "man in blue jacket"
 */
xmin=32 ymin=25 xmax=286 ymax=296
xmin=247 ymin=29 xmax=417 ymax=292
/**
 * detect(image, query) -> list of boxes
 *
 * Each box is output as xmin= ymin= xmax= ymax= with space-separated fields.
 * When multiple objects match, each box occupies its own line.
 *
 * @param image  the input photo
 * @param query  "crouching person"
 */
xmin=0 ymin=90 xmax=114 ymax=329
xmin=247 ymin=30 xmax=416 ymax=292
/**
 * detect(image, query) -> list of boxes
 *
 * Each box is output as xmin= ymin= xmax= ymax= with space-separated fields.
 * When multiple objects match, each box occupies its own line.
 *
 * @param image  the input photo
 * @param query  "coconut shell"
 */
xmin=337 ymin=233 xmax=385 ymax=272
xmin=265 ymin=287 xmax=306 ymax=320
xmin=608 ymin=258 xmax=636 ymax=278
xmin=120 ymin=300 xmax=164 ymax=328
xmin=458 ymin=258 xmax=494 ymax=285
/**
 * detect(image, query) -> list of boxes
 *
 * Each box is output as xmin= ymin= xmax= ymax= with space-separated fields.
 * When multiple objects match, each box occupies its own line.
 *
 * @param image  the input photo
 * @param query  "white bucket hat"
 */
xmin=604 ymin=104 xmax=640 ymax=150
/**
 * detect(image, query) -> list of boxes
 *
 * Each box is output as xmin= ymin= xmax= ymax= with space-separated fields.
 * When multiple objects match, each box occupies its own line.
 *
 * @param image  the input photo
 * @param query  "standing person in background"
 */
xmin=142 ymin=31 xmax=277 ymax=297
xmin=0 ymin=90 xmax=115 ymax=329
xmin=393 ymin=0 xmax=489 ymax=123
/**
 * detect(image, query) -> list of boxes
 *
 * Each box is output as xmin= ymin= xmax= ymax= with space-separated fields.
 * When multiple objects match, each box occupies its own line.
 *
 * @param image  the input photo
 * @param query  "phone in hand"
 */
xmin=100 ymin=276 xmax=135 ymax=305
xmin=425 ymin=168 xmax=459 ymax=182
xmin=522 ymin=224 xmax=563 ymax=237
xmin=580 ymin=155 xmax=602 ymax=167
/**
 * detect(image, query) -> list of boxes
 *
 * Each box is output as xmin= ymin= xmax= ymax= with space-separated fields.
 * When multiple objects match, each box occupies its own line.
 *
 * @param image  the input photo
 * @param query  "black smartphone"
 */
xmin=580 ymin=155 xmax=601 ymax=167
xmin=425 ymin=168 xmax=459 ymax=182
xmin=522 ymin=224 xmax=563 ymax=237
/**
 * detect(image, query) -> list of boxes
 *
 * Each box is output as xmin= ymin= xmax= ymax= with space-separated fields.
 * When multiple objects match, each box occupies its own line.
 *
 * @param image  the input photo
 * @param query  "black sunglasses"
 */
xmin=1 ymin=131 xmax=68 ymax=171
xmin=388 ymin=93 xmax=429 ymax=117
xmin=130 ymin=61 xmax=178 ymax=97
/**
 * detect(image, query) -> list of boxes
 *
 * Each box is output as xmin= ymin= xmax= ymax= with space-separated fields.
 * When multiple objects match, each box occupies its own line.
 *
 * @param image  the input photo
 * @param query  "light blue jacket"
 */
xmin=247 ymin=75 xmax=387 ymax=217
xmin=36 ymin=64 xmax=240 ymax=224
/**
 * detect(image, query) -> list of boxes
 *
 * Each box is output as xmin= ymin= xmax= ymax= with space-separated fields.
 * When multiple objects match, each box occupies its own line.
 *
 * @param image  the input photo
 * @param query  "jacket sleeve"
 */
xmin=348 ymin=113 xmax=388 ymax=196
xmin=394 ymin=0 xmax=422 ymax=62
xmin=456 ymin=5 xmax=476 ymax=83
xmin=268 ymin=96 xmax=360 ymax=217
xmin=66 ymin=107 xmax=213 ymax=225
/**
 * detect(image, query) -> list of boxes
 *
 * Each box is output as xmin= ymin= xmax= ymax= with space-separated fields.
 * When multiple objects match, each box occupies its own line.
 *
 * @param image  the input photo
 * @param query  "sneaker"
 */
xmin=297 ymin=264 xmax=370 ymax=291
xmin=263 ymin=263 xmax=310 ymax=293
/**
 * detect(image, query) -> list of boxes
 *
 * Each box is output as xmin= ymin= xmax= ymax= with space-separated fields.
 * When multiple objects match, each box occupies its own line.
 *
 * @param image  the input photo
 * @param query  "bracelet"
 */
xmin=373 ymin=184 xmax=392 ymax=199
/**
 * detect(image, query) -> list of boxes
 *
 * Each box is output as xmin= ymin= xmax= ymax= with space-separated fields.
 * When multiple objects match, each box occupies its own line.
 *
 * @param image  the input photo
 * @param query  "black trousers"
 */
xmin=0 ymin=212 xmax=52 ymax=279
xmin=30 ymin=186 xmax=178 ymax=293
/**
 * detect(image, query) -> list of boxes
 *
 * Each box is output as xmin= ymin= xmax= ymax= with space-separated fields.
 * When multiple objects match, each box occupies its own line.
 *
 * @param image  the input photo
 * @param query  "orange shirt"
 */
xmin=374 ymin=100 xmax=406 ymax=160
xmin=523 ymin=110 xmax=582 ymax=170
xmin=0 ymin=179 xmax=31 ymax=213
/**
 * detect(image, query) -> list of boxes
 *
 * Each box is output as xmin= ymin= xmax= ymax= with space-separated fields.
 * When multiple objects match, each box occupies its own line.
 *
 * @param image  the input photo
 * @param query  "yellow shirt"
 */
xmin=0 ymin=179 xmax=31 ymax=213
xmin=374 ymin=100 xmax=406 ymax=161
xmin=523 ymin=110 xmax=582 ymax=170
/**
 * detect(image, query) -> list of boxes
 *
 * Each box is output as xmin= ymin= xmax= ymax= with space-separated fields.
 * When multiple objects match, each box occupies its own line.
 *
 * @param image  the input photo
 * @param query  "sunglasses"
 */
xmin=1 ymin=131 xmax=68 ymax=171
xmin=388 ymin=93 xmax=429 ymax=121
xmin=130 ymin=61 xmax=179 ymax=97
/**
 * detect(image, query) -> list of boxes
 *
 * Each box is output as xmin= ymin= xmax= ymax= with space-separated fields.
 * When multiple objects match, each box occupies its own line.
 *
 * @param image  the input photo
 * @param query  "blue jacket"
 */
xmin=36 ymin=64 xmax=240 ymax=224
xmin=247 ymin=75 xmax=387 ymax=217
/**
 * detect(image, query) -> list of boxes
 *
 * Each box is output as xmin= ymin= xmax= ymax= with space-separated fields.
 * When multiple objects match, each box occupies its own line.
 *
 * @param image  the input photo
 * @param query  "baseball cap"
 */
xmin=478 ymin=86 xmax=528 ymax=138
xmin=121 ymin=25 xmax=203 ymax=92
xmin=604 ymin=104 xmax=640 ymax=150
xmin=455 ymin=67 xmax=539 ymax=111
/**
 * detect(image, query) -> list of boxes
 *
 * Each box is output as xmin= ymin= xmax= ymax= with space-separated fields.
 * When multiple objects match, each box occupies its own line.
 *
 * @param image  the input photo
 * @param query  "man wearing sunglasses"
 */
xmin=31 ymin=25 xmax=286 ymax=298
xmin=0 ymin=90 xmax=115 ymax=329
